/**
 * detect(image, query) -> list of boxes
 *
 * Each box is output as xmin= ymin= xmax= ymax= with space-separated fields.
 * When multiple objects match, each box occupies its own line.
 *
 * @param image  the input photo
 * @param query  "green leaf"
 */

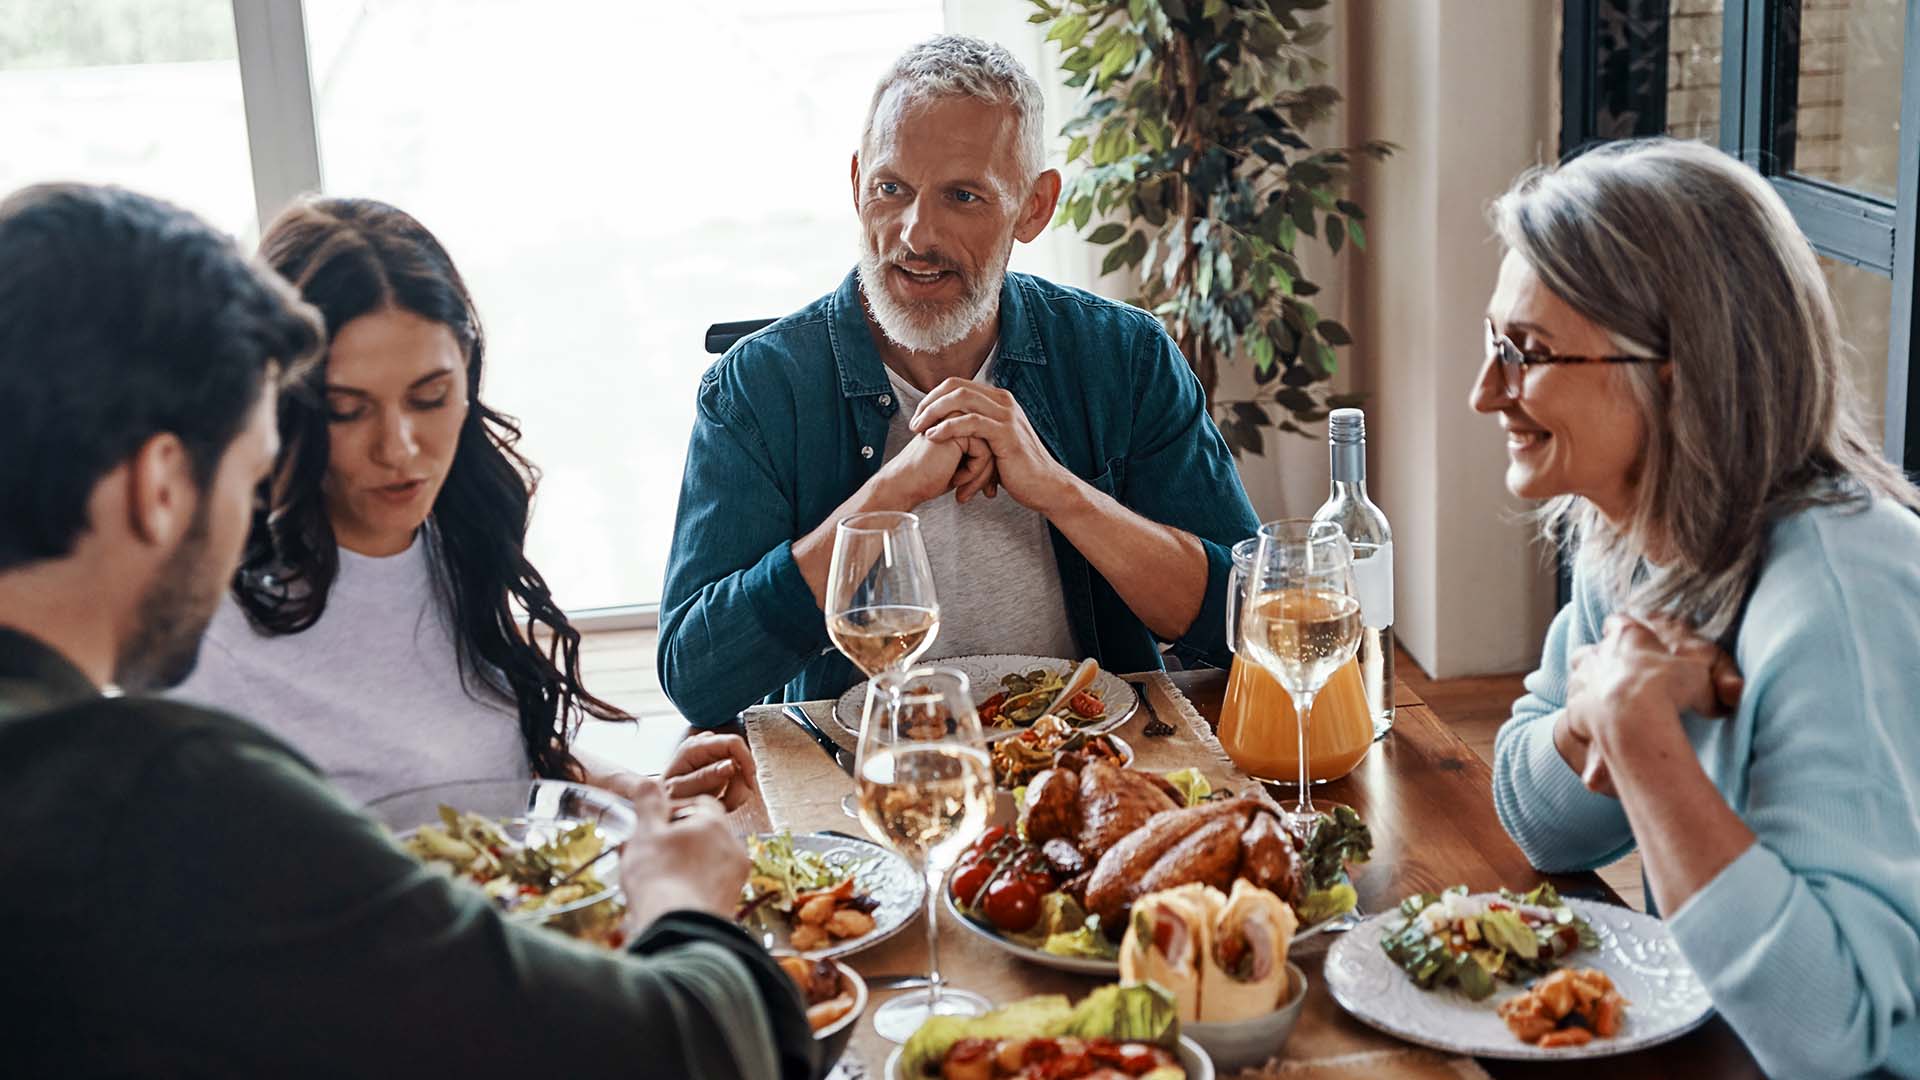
xmin=1290 ymin=191 xmax=1317 ymax=236
xmin=1101 ymin=242 xmax=1134 ymax=278
xmin=1029 ymin=10 xmax=1052 ymax=24
xmin=1066 ymin=134 xmax=1089 ymax=162
xmin=1348 ymin=218 xmax=1367 ymax=250
xmin=1046 ymin=12 xmax=1088 ymax=45
xmin=1196 ymin=253 xmax=1215 ymax=299
xmin=1295 ymin=22 xmax=1332 ymax=47
xmin=1072 ymin=197 xmax=1093 ymax=230
xmin=1129 ymin=0 xmax=1152 ymax=21
xmin=1086 ymin=222 xmax=1128 ymax=245
xmin=1246 ymin=325 xmax=1275 ymax=373
xmin=1317 ymin=319 xmax=1353 ymax=346
xmin=1326 ymin=213 xmax=1344 ymax=255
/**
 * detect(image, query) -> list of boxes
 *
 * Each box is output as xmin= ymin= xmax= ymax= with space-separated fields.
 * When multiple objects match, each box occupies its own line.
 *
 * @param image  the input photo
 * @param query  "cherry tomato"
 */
xmin=983 ymin=875 xmax=1042 ymax=933
xmin=973 ymin=825 xmax=1008 ymax=854
xmin=1067 ymin=691 xmax=1105 ymax=718
xmin=978 ymin=692 xmax=1007 ymax=724
xmin=950 ymin=856 xmax=995 ymax=907
xmin=1021 ymin=864 xmax=1056 ymax=894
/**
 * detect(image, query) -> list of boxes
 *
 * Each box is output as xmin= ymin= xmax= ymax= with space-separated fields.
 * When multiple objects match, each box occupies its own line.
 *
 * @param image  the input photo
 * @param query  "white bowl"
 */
xmin=809 ymin=960 xmax=868 ymax=1070
xmin=886 ymin=1033 xmax=1214 ymax=1079
xmin=1183 ymin=961 xmax=1310 ymax=1072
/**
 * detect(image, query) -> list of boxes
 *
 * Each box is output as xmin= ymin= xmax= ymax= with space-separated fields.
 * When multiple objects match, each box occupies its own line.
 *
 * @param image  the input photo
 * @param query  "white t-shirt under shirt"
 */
xmin=169 ymin=530 xmax=530 ymax=805
xmin=881 ymin=352 xmax=1078 ymax=662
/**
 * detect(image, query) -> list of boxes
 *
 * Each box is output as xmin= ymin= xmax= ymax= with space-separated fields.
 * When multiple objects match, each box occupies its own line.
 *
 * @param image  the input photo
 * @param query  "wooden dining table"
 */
xmin=700 ymin=670 xmax=1762 ymax=1079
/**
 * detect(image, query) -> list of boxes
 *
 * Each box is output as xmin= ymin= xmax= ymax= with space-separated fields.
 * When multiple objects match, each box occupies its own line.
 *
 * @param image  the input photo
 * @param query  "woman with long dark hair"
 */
xmin=173 ymin=196 xmax=754 ymax=807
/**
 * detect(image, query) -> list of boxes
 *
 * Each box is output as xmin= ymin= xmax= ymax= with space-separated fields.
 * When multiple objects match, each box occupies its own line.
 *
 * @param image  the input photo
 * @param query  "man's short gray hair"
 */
xmin=863 ymin=34 xmax=1047 ymax=183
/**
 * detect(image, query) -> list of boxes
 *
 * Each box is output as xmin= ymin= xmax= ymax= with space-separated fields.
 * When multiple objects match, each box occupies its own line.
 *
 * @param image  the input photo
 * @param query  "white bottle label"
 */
xmin=1351 ymin=541 xmax=1394 ymax=628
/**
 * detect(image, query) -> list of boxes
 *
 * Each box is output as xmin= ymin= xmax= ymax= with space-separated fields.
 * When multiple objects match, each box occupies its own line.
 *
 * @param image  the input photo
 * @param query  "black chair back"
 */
xmin=704 ymin=318 xmax=777 ymax=354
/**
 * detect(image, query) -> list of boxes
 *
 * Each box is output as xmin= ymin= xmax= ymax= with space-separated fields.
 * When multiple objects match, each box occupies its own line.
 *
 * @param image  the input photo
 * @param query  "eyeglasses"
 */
xmin=1484 ymin=318 xmax=1664 ymax=398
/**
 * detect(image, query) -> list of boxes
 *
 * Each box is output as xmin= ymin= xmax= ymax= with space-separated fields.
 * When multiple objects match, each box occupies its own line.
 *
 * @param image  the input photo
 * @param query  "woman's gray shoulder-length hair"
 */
xmin=1490 ymin=136 xmax=1919 ymax=638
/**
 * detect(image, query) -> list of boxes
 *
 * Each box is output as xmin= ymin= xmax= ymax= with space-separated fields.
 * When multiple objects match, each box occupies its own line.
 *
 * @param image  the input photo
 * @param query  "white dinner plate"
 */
xmin=832 ymin=654 xmax=1139 ymax=741
xmin=740 ymin=832 xmax=924 ymax=961
xmin=1323 ymin=894 xmax=1715 ymax=1060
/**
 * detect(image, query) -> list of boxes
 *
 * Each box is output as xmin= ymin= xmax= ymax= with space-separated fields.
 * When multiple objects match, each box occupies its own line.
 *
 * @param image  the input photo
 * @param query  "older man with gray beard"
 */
xmin=658 ymin=35 xmax=1259 ymax=728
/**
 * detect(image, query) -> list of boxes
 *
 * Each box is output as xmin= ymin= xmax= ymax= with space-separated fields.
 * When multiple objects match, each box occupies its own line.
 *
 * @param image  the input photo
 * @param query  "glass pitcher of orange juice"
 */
xmin=1220 ymin=537 xmax=1374 ymax=785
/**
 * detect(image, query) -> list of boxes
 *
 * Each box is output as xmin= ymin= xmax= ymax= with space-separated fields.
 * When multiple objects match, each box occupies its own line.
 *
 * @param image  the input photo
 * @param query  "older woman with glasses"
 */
xmin=1477 ymin=138 xmax=1920 ymax=1078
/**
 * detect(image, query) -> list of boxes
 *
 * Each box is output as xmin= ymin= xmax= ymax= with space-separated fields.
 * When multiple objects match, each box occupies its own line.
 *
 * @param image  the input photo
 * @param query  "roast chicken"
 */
xmin=1021 ymin=758 xmax=1180 ymax=863
xmin=1082 ymin=797 xmax=1307 ymax=933
xmin=1020 ymin=758 xmax=1308 ymax=935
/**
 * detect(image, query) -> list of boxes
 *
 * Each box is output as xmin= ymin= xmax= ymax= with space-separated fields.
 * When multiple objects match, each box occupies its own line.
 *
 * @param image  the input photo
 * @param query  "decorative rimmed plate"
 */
xmin=942 ymin=870 xmax=1344 ymax=976
xmin=1323 ymin=894 xmax=1714 ymax=1060
xmin=742 ymin=832 xmax=925 ymax=961
xmin=832 ymin=654 xmax=1139 ymax=741
xmin=368 ymin=778 xmax=637 ymax=923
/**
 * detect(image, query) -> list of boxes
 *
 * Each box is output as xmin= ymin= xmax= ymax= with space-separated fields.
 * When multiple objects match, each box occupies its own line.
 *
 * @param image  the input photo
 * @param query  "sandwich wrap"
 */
xmin=1201 ymin=878 xmax=1298 ymax=1022
xmin=1118 ymin=883 xmax=1215 ymax=1023
xmin=1120 ymin=880 xmax=1297 ymax=1023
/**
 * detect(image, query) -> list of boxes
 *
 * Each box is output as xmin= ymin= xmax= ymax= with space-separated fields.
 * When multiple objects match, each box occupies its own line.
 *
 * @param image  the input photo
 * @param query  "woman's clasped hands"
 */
xmin=1556 ymin=613 xmax=1746 ymax=798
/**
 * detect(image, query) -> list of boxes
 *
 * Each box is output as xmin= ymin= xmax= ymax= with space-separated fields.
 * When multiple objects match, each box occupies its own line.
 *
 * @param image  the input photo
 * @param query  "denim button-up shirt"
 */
xmin=657 ymin=269 xmax=1259 ymax=728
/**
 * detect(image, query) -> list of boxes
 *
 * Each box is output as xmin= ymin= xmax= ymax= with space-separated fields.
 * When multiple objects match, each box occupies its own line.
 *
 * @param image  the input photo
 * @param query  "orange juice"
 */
xmin=1218 ymin=654 xmax=1372 ymax=784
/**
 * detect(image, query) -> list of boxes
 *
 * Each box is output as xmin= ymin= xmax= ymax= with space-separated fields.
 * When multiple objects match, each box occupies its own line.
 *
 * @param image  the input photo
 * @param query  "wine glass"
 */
xmin=826 ymin=511 xmax=940 ymax=687
xmin=825 ymin=511 xmax=940 ymax=815
xmin=854 ymin=667 xmax=993 ymax=1042
xmin=1237 ymin=519 xmax=1362 ymax=821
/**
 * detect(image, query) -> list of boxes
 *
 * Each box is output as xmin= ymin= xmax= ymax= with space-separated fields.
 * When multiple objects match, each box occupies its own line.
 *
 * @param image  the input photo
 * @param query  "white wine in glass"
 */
xmin=1238 ymin=520 xmax=1362 ymax=820
xmin=827 ymin=604 xmax=940 ymax=678
xmin=826 ymin=511 xmax=940 ymax=684
xmin=856 ymin=667 xmax=992 ymax=1043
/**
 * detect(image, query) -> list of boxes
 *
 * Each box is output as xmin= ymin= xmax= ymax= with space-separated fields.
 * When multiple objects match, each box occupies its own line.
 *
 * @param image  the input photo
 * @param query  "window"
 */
xmin=1564 ymin=0 xmax=1919 ymax=473
xmin=293 ymin=0 xmax=946 ymax=613
xmin=0 ymin=0 xmax=256 ymax=240
xmin=4 ymin=0 xmax=1070 ymax=616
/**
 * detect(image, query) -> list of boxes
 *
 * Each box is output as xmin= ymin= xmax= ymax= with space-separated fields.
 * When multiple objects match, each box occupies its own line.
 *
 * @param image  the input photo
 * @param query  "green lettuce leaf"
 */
xmin=1042 ymin=917 xmax=1119 ymax=960
xmin=895 ymin=985 xmax=1177 ymax=1077
xmin=1161 ymin=767 xmax=1212 ymax=807
xmin=896 ymin=995 xmax=1074 ymax=1078
xmin=1298 ymin=804 xmax=1373 ymax=893
xmin=1478 ymin=908 xmax=1539 ymax=961
xmin=1296 ymin=883 xmax=1358 ymax=926
xmin=1058 ymin=983 xmax=1180 ymax=1044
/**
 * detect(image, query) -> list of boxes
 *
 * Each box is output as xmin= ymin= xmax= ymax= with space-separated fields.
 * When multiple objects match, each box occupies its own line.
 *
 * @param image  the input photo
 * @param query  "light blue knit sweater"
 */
xmin=1492 ymin=497 xmax=1920 ymax=1079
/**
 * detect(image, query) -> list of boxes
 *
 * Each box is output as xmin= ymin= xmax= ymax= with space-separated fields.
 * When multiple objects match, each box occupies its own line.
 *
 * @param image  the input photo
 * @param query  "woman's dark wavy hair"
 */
xmin=237 ymin=196 xmax=627 ymax=779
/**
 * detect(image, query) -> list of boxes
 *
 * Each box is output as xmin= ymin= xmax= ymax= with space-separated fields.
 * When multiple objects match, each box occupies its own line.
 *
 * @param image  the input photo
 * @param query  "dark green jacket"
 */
xmin=0 ymin=627 xmax=820 ymax=1078
xmin=658 ymin=269 xmax=1261 ymax=727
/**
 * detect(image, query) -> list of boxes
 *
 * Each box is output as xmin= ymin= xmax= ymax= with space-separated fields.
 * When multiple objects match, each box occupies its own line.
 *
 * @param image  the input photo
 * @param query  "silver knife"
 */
xmin=781 ymin=704 xmax=856 ymax=777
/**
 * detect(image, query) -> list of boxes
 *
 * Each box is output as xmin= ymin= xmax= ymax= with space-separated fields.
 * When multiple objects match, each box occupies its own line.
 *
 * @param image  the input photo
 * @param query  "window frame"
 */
xmin=1563 ymin=0 xmax=1920 ymax=474
xmin=226 ymin=0 xmax=659 ymax=627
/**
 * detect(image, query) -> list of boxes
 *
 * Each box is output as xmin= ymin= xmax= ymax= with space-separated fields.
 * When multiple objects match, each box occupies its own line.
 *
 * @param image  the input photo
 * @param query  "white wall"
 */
xmin=1340 ymin=0 xmax=1562 ymax=677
